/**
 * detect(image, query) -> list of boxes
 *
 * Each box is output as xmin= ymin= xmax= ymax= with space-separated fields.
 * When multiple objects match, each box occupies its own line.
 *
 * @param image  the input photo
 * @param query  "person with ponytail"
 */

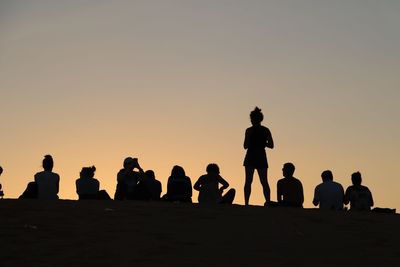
xmin=243 ymin=107 xmax=274 ymax=205
xmin=34 ymin=155 xmax=60 ymax=200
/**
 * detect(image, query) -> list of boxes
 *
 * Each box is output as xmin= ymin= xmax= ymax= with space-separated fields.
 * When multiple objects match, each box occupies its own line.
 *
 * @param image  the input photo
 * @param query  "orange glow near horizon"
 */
xmin=1 ymin=1 xmax=399 ymax=209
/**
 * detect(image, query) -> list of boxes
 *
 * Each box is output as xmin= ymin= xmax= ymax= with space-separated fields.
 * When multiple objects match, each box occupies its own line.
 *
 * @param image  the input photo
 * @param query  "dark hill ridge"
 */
xmin=0 ymin=200 xmax=399 ymax=266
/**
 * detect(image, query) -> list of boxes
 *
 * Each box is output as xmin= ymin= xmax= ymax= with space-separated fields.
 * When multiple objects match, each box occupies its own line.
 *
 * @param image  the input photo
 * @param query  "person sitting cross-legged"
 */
xmin=194 ymin=163 xmax=236 ymax=204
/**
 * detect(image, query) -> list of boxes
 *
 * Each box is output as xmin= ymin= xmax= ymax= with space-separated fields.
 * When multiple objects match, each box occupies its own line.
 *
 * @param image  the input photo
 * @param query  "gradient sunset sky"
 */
xmin=1 ymin=0 xmax=399 ymax=208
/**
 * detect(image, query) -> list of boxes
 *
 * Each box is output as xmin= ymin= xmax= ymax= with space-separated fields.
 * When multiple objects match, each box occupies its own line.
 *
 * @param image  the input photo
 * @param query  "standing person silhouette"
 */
xmin=243 ymin=107 xmax=274 ymax=205
xmin=34 ymin=155 xmax=60 ymax=200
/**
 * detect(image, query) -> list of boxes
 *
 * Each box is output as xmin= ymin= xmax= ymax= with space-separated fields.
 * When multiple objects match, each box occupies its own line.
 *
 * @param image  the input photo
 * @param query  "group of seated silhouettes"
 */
xmin=275 ymin=162 xmax=374 ymax=211
xmin=14 ymin=155 xmax=236 ymax=205
xmin=0 ymin=154 xmax=376 ymax=211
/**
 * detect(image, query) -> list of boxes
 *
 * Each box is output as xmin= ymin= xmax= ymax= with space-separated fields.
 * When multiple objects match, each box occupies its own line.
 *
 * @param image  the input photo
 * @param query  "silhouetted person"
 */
xmin=0 ymin=166 xmax=4 ymax=199
xmin=194 ymin=163 xmax=236 ymax=204
xmin=313 ymin=170 xmax=344 ymax=210
xmin=163 ymin=165 xmax=192 ymax=203
xmin=34 ymin=155 xmax=60 ymax=200
xmin=114 ymin=157 xmax=145 ymax=200
xmin=76 ymin=166 xmax=111 ymax=200
xmin=243 ymin=107 xmax=274 ymax=205
xmin=344 ymin=172 xmax=374 ymax=211
xmin=145 ymin=170 xmax=162 ymax=200
xmin=277 ymin=163 xmax=304 ymax=207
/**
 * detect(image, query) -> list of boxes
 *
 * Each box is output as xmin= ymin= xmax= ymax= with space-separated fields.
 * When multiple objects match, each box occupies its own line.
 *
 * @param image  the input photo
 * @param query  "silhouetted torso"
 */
xmin=195 ymin=174 xmax=228 ymax=204
xmin=314 ymin=181 xmax=344 ymax=210
xmin=147 ymin=178 xmax=162 ymax=200
xmin=115 ymin=169 xmax=142 ymax=200
xmin=166 ymin=175 xmax=192 ymax=202
xmin=344 ymin=185 xmax=373 ymax=211
xmin=34 ymin=171 xmax=59 ymax=200
xmin=243 ymin=125 xmax=271 ymax=168
xmin=76 ymin=177 xmax=100 ymax=200
xmin=277 ymin=177 xmax=304 ymax=207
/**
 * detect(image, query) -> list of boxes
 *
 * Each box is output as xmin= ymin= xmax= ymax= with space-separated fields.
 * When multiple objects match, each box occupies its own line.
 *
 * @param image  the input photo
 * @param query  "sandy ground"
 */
xmin=0 ymin=200 xmax=399 ymax=267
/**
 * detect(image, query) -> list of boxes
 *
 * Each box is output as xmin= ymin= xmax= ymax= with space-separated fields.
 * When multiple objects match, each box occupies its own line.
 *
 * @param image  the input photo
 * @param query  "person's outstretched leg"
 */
xmin=244 ymin=167 xmax=255 ymax=205
xmin=257 ymin=167 xmax=270 ymax=204
xmin=221 ymin=188 xmax=236 ymax=204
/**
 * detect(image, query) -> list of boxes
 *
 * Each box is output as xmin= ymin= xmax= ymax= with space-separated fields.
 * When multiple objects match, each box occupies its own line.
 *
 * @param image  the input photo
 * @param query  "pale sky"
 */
xmin=1 ymin=0 xmax=399 ymax=208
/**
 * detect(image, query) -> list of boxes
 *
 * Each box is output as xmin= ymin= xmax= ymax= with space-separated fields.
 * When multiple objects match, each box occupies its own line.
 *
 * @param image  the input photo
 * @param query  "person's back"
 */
xmin=34 ymin=155 xmax=59 ymax=200
xmin=345 ymin=185 xmax=373 ymax=211
xmin=35 ymin=171 xmax=60 ymax=200
xmin=314 ymin=180 xmax=344 ymax=210
xmin=165 ymin=165 xmax=192 ymax=202
xmin=277 ymin=163 xmax=304 ymax=207
xmin=145 ymin=170 xmax=162 ymax=200
xmin=344 ymin=172 xmax=373 ymax=211
xmin=277 ymin=177 xmax=304 ymax=207
xmin=167 ymin=176 xmax=192 ymax=202
xmin=196 ymin=174 xmax=221 ymax=204
xmin=76 ymin=171 xmax=100 ymax=200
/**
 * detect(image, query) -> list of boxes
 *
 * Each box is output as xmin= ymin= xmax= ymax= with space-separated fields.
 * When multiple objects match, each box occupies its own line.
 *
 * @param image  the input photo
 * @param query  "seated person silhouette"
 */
xmin=76 ymin=166 xmax=111 ymax=200
xmin=344 ymin=172 xmax=374 ymax=211
xmin=313 ymin=170 xmax=344 ymax=210
xmin=194 ymin=163 xmax=235 ymax=204
xmin=114 ymin=157 xmax=146 ymax=200
xmin=0 ymin=166 xmax=4 ymax=198
xmin=276 ymin=163 xmax=304 ymax=207
xmin=145 ymin=170 xmax=162 ymax=200
xmin=34 ymin=155 xmax=60 ymax=200
xmin=162 ymin=165 xmax=192 ymax=203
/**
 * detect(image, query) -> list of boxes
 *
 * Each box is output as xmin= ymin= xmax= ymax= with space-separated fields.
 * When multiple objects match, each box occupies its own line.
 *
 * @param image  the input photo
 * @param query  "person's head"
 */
xmin=0 ymin=166 xmax=3 ymax=176
xmin=351 ymin=172 xmax=362 ymax=186
xmin=250 ymin=107 xmax=264 ymax=125
xmin=171 ymin=165 xmax=185 ymax=178
xmin=206 ymin=163 xmax=220 ymax=175
xmin=123 ymin=157 xmax=137 ymax=170
xmin=321 ymin=170 xmax=333 ymax=182
xmin=282 ymin=162 xmax=295 ymax=178
xmin=145 ymin=170 xmax=155 ymax=180
xmin=80 ymin=166 xmax=96 ymax=179
xmin=42 ymin=155 xmax=54 ymax=171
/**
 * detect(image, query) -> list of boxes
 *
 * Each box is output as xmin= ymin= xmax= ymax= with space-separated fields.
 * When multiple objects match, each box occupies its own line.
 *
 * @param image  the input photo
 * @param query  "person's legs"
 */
xmin=221 ymin=188 xmax=236 ymax=204
xmin=244 ymin=166 xmax=255 ymax=205
xmin=256 ymin=167 xmax=270 ymax=204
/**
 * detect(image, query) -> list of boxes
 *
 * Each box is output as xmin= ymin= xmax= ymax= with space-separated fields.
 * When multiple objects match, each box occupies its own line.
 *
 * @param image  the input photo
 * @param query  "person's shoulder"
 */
xmin=360 ymin=185 xmax=371 ymax=192
xmin=314 ymin=182 xmax=324 ymax=190
xmin=277 ymin=178 xmax=285 ymax=185
xmin=293 ymin=177 xmax=303 ymax=185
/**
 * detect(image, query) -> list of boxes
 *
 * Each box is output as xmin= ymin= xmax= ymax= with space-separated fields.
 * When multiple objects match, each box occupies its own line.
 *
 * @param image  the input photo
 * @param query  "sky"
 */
xmin=0 ymin=0 xmax=399 ymax=208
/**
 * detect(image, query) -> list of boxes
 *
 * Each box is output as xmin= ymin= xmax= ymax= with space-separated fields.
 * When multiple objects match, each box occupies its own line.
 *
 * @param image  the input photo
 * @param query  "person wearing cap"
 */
xmin=114 ymin=157 xmax=146 ymax=200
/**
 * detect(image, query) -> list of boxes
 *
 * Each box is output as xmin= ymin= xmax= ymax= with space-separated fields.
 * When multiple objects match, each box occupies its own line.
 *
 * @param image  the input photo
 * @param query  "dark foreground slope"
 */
xmin=0 ymin=200 xmax=399 ymax=267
